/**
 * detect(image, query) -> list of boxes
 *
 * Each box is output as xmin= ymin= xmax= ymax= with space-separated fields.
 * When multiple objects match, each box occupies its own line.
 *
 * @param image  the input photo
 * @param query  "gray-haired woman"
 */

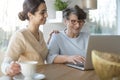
xmin=47 ymin=5 xmax=89 ymax=64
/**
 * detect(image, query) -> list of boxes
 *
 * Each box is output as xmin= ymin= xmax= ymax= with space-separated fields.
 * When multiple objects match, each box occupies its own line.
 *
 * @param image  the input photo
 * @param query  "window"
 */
xmin=0 ymin=0 xmax=44 ymax=52
xmin=0 ymin=0 xmax=26 ymax=52
xmin=88 ymin=0 xmax=117 ymax=34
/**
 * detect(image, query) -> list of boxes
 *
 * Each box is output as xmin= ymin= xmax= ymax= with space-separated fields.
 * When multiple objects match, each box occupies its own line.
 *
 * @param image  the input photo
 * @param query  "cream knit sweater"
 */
xmin=1 ymin=28 xmax=48 ymax=74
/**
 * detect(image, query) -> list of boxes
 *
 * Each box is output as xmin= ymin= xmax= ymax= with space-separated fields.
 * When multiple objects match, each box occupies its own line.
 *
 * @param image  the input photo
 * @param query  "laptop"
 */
xmin=66 ymin=35 xmax=120 ymax=70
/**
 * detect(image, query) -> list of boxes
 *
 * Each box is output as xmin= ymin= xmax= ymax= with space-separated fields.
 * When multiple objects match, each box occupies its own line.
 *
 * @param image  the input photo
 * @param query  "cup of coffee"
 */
xmin=20 ymin=61 xmax=38 ymax=80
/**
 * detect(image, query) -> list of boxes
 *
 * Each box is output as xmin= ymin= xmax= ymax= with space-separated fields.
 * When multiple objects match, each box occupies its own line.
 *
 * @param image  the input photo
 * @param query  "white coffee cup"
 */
xmin=20 ymin=61 xmax=38 ymax=80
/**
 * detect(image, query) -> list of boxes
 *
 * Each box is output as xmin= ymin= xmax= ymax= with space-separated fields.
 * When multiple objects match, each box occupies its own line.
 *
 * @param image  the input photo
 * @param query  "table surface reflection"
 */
xmin=37 ymin=64 xmax=100 ymax=80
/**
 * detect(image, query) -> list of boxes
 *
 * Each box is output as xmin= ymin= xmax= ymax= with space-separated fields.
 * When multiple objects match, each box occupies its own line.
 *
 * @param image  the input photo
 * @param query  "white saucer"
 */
xmin=13 ymin=73 xmax=45 ymax=80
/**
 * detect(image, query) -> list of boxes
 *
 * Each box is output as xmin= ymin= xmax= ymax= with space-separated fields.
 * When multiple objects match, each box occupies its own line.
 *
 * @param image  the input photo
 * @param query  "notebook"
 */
xmin=66 ymin=35 xmax=120 ymax=70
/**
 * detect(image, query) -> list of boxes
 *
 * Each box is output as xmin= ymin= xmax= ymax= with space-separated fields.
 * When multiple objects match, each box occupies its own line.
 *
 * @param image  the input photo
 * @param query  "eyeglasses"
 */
xmin=68 ymin=19 xmax=85 ymax=25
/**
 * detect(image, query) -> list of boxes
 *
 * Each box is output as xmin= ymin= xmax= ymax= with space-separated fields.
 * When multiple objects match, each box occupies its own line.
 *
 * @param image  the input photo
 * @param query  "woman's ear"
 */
xmin=27 ymin=12 xmax=33 ymax=20
xmin=64 ymin=19 xmax=68 ymax=26
xmin=64 ymin=19 xmax=69 ymax=27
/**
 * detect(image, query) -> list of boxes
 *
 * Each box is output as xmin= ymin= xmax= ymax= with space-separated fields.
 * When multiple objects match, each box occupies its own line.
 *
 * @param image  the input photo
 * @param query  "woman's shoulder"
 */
xmin=11 ymin=28 xmax=27 ymax=39
xmin=17 ymin=28 xmax=27 ymax=33
xmin=79 ymin=32 xmax=90 ymax=40
xmin=80 ymin=32 xmax=90 ymax=36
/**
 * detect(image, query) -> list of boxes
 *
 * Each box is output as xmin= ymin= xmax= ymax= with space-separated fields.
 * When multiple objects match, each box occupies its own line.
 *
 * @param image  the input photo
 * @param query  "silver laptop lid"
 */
xmin=87 ymin=35 xmax=120 ymax=54
xmin=85 ymin=35 xmax=120 ymax=69
xmin=67 ymin=35 xmax=120 ymax=70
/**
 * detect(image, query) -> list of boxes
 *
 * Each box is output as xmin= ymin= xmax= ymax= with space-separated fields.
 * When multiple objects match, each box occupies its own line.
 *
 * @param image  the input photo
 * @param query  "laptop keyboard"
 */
xmin=68 ymin=62 xmax=84 ymax=67
xmin=66 ymin=62 xmax=85 ymax=70
xmin=74 ymin=63 xmax=84 ymax=67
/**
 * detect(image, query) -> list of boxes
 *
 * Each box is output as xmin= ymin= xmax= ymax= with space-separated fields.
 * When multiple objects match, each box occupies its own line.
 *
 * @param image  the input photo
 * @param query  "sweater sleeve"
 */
xmin=1 ymin=57 xmax=12 ymax=75
xmin=47 ymin=33 xmax=60 ymax=64
xmin=1 ymin=31 xmax=25 ymax=75
xmin=6 ymin=31 xmax=26 ymax=60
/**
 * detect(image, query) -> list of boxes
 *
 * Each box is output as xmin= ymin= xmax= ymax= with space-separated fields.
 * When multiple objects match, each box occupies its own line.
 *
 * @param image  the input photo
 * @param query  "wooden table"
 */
xmin=0 ymin=64 xmax=100 ymax=80
xmin=37 ymin=64 xmax=100 ymax=80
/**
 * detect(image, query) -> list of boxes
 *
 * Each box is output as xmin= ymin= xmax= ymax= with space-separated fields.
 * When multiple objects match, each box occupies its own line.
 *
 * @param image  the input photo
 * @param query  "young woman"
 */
xmin=1 ymin=0 xmax=48 ymax=77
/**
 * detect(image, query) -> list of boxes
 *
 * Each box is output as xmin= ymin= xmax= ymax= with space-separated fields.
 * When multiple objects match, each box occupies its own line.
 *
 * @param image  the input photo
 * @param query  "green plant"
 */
xmin=54 ymin=0 xmax=68 ymax=11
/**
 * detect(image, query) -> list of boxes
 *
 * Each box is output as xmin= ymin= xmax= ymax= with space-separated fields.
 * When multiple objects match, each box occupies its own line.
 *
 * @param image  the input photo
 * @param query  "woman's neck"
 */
xmin=27 ymin=23 xmax=39 ymax=34
xmin=27 ymin=24 xmax=40 ymax=41
xmin=65 ymin=29 xmax=79 ymax=38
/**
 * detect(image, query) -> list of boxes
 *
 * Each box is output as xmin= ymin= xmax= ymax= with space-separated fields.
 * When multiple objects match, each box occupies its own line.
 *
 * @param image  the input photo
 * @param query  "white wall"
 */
xmin=43 ymin=0 xmax=66 ymax=42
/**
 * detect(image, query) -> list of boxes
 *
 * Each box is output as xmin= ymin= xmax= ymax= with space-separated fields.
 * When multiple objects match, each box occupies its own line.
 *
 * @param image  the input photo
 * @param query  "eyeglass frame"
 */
xmin=68 ymin=19 xmax=86 ymax=25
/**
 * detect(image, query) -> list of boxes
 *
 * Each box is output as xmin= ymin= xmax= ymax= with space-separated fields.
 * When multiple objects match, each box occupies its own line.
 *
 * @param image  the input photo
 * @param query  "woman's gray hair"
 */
xmin=63 ymin=5 xmax=87 ymax=20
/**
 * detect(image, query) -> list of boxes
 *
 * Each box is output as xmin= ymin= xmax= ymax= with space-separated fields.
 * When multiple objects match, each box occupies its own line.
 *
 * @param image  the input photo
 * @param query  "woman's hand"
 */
xmin=47 ymin=30 xmax=59 ymax=44
xmin=6 ymin=61 xmax=21 ymax=77
xmin=66 ymin=55 xmax=85 ymax=64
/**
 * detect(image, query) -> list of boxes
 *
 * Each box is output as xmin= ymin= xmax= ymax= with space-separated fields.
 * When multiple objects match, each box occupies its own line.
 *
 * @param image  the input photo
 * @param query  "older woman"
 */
xmin=47 ymin=5 xmax=89 ymax=64
xmin=1 ymin=0 xmax=48 ymax=77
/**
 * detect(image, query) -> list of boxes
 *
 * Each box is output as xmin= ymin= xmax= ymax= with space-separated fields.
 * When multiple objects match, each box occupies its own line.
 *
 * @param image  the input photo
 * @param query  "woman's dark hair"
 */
xmin=63 ymin=5 xmax=87 ymax=20
xmin=18 ymin=0 xmax=45 ymax=21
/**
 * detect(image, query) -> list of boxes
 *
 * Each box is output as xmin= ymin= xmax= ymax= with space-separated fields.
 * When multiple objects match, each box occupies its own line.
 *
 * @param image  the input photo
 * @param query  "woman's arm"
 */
xmin=1 ymin=31 xmax=25 ymax=76
xmin=1 ymin=57 xmax=20 ymax=77
xmin=53 ymin=55 xmax=85 ymax=64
